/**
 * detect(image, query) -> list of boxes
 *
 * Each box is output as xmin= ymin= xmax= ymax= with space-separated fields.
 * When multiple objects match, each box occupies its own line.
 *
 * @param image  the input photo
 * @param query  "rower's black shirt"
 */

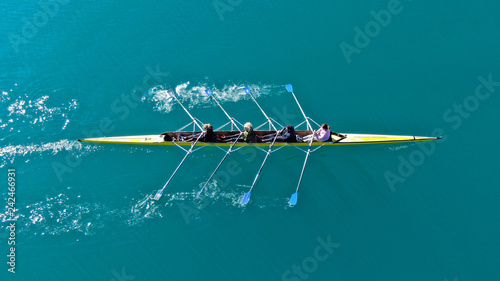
xmin=203 ymin=129 xmax=215 ymax=142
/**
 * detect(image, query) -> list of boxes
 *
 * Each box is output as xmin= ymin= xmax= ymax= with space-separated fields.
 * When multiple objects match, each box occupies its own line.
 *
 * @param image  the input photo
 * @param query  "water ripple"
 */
xmin=0 ymin=89 xmax=79 ymax=133
xmin=0 ymin=139 xmax=97 ymax=168
xmin=144 ymin=82 xmax=282 ymax=113
xmin=0 ymin=184 xmax=289 ymax=239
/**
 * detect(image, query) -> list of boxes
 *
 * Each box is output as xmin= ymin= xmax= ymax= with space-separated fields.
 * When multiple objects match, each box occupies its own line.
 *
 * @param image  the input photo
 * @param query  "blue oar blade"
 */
xmin=166 ymin=90 xmax=176 ymax=103
xmin=205 ymin=88 xmax=213 ymax=96
xmin=243 ymin=87 xmax=251 ymax=95
xmin=286 ymin=84 xmax=293 ymax=93
xmin=153 ymin=190 xmax=163 ymax=201
xmin=242 ymin=192 xmax=251 ymax=204
xmin=289 ymin=192 xmax=298 ymax=206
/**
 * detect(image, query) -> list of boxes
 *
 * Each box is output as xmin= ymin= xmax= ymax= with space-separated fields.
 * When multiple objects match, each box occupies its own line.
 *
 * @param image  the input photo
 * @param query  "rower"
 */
xmin=183 ymin=123 xmax=214 ymax=142
xmin=202 ymin=124 xmax=215 ymax=142
xmin=243 ymin=122 xmax=256 ymax=143
xmin=303 ymin=123 xmax=331 ymax=142
xmin=261 ymin=125 xmax=296 ymax=142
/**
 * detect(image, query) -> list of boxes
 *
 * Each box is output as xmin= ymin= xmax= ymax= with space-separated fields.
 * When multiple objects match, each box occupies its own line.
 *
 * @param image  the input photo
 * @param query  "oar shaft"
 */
xmin=154 ymin=91 xmax=207 ymax=200
xmin=160 ymin=151 xmax=191 ymax=190
xmin=295 ymin=131 xmax=314 ymax=192
xmin=248 ymin=132 xmax=279 ymax=192
xmin=198 ymin=132 xmax=242 ymax=196
xmin=170 ymin=90 xmax=204 ymax=131
xmin=249 ymin=151 xmax=270 ymax=191
xmin=290 ymin=117 xmax=314 ymax=205
xmin=212 ymin=96 xmax=241 ymax=131
xmin=295 ymin=151 xmax=310 ymax=193
xmin=197 ymin=88 xmax=245 ymax=198
xmin=202 ymin=153 xmax=230 ymax=187
xmin=247 ymin=91 xmax=278 ymax=131
xmin=290 ymin=91 xmax=313 ymax=131
xmin=155 ymin=133 xmax=203 ymax=199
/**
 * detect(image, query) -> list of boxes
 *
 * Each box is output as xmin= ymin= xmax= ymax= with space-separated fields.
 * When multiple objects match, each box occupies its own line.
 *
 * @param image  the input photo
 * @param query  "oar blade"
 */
xmin=166 ymin=90 xmax=175 ymax=102
xmin=289 ymin=192 xmax=298 ymax=206
xmin=242 ymin=192 xmax=251 ymax=204
xmin=153 ymin=190 xmax=164 ymax=201
xmin=286 ymin=84 xmax=293 ymax=93
xmin=196 ymin=189 xmax=205 ymax=199
xmin=205 ymin=88 xmax=213 ymax=96
xmin=243 ymin=87 xmax=251 ymax=95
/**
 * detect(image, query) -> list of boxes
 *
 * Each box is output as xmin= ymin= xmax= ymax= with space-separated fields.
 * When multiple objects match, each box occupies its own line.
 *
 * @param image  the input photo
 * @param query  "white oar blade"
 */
xmin=153 ymin=190 xmax=163 ymax=201
xmin=242 ymin=192 xmax=251 ymax=204
xmin=289 ymin=192 xmax=298 ymax=206
xmin=195 ymin=190 xmax=202 ymax=199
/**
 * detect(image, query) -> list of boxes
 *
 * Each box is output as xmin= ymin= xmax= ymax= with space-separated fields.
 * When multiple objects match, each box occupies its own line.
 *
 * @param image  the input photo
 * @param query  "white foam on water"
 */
xmin=126 ymin=181 xmax=287 ymax=226
xmin=16 ymin=193 xmax=110 ymax=236
xmin=388 ymin=144 xmax=410 ymax=151
xmin=1 ymin=90 xmax=79 ymax=132
xmin=0 ymin=91 xmax=10 ymax=103
xmin=0 ymin=183 xmax=291 ymax=238
xmin=127 ymin=194 xmax=163 ymax=225
xmin=143 ymin=82 xmax=283 ymax=113
xmin=61 ymin=119 xmax=70 ymax=131
xmin=192 ymin=181 xmax=287 ymax=209
xmin=0 ymin=139 xmax=97 ymax=168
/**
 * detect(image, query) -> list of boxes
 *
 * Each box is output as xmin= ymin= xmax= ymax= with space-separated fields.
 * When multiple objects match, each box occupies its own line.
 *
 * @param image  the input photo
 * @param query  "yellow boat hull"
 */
xmin=78 ymin=133 xmax=440 ymax=147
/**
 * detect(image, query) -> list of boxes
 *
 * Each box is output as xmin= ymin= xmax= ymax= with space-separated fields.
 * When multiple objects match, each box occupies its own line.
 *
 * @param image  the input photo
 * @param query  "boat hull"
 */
xmin=78 ymin=131 xmax=440 ymax=147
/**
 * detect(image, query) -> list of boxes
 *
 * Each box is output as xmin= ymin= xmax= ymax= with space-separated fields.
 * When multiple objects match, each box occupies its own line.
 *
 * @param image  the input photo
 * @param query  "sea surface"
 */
xmin=1 ymin=1 xmax=499 ymax=280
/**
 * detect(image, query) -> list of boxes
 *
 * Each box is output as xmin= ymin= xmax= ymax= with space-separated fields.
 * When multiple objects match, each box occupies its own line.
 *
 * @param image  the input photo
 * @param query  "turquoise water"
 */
xmin=1 ymin=0 xmax=499 ymax=280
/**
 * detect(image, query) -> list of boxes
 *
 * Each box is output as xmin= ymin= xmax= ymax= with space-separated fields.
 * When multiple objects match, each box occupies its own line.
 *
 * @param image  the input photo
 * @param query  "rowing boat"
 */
xmin=78 ymin=131 xmax=439 ymax=146
xmin=79 ymin=84 xmax=440 ymax=205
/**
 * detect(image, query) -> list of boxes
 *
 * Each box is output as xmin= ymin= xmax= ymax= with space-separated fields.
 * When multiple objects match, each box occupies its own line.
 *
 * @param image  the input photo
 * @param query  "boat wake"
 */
xmin=143 ymin=81 xmax=283 ymax=113
xmin=0 ymin=181 xmax=289 ymax=239
xmin=16 ymin=193 xmax=109 ymax=236
xmin=1 ymin=89 xmax=78 ymax=137
xmin=0 ymin=139 xmax=99 ymax=168
xmin=388 ymin=144 xmax=412 ymax=151
xmin=2 ymin=192 xmax=162 ymax=238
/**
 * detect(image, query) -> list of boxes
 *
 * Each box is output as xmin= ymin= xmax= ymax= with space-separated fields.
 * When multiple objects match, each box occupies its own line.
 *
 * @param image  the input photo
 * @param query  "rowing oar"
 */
xmin=154 ymin=133 xmax=204 ymax=200
xmin=290 ymin=137 xmax=313 ymax=206
xmin=241 ymin=86 xmax=279 ymax=204
xmin=242 ymin=131 xmax=280 ymax=204
xmin=196 ymin=88 xmax=243 ymax=198
xmin=204 ymin=88 xmax=242 ymax=131
xmin=286 ymin=84 xmax=313 ymax=131
xmin=197 ymin=131 xmax=243 ymax=198
xmin=286 ymin=84 xmax=313 ymax=206
xmin=153 ymin=90 xmax=204 ymax=201
xmin=244 ymin=87 xmax=278 ymax=131
xmin=168 ymin=89 xmax=204 ymax=131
